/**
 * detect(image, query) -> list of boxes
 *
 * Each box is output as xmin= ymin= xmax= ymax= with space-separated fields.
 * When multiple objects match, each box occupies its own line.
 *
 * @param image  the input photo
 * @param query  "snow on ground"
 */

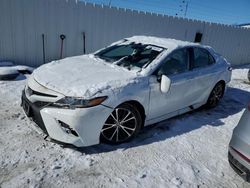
xmin=0 ymin=66 xmax=250 ymax=188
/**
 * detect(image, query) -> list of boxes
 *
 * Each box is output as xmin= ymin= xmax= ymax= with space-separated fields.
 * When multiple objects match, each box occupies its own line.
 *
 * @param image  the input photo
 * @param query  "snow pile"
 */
xmin=0 ymin=61 xmax=14 ymax=67
xmin=231 ymin=67 xmax=250 ymax=80
xmin=0 ymin=66 xmax=250 ymax=187
xmin=0 ymin=61 xmax=34 ymax=80
xmin=15 ymin=65 xmax=34 ymax=74
xmin=127 ymin=36 xmax=200 ymax=50
xmin=0 ymin=67 xmax=19 ymax=75
xmin=0 ymin=67 xmax=19 ymax=80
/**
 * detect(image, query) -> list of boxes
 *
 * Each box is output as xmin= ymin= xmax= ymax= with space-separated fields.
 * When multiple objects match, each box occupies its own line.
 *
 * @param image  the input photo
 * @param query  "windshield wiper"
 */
xmin=112 ymin=55 xmax=130 ymax=66
xmin=95 ymin=55 xmax=115 ymax=63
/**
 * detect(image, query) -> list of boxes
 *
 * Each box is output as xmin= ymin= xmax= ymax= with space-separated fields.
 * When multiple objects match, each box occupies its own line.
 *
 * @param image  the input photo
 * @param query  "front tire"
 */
xmin=206 ymin=82 xmax=224 ymax=108
xmin=100 ymin=103 xmax=142 ymax=144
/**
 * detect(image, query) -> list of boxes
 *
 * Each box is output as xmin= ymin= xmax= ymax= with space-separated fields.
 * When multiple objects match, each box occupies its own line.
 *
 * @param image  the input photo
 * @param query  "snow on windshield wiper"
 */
xmin=112 ymin=56 xmax=130 ymax=66
xmin=94 ymin=54 xmax=114 ymax=63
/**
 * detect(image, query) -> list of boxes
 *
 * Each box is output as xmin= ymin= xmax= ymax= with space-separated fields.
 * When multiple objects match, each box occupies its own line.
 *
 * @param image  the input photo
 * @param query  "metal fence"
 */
xmin=0 ymin=0 xmax=250 ymax=66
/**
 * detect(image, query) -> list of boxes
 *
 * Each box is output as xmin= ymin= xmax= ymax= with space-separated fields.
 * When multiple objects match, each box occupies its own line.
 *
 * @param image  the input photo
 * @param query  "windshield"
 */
xmin=95 ymin=42 xmax=164 ymax=70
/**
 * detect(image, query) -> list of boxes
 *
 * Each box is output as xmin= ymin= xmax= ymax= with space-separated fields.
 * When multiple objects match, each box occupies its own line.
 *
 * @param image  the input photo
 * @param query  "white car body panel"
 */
xmin=26 ymin=74 xmax=64 ymax=103
xmin=229 ymin=108 xmax=250 ymax=180
xmin=41 ymin=105 xmax=113 ymax=147
xmin=21 ymin=36 xmax=232 ymax=147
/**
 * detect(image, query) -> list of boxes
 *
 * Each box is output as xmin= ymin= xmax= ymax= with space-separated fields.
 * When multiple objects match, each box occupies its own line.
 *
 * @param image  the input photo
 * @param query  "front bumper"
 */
xmin=21 ymin=91 xmax=113 ymax=147
xmin=228 ymin=150 xmax=250 ymax=182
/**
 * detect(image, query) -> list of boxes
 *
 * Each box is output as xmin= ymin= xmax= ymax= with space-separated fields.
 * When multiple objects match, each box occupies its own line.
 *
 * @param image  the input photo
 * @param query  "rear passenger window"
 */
xmin=193 ymin=48 xmax=214 ymax=68
xmin=208 ymin=53 xmax=215 ymax=64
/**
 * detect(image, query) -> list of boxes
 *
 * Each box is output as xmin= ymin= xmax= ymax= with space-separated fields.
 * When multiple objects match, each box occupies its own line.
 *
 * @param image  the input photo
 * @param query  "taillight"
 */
xmin=231 ymin=146 xmax=250 ymax=163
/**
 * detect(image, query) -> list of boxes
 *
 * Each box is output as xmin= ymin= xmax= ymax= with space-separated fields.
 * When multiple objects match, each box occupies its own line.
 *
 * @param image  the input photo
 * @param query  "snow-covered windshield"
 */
xmin=95 ymin=42 xmax=164 ymax=70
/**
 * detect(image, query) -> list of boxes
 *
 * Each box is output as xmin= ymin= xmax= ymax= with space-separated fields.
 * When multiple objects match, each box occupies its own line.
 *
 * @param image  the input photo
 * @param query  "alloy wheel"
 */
xmin=101 ymin=106 xmax=139 ymax=143
xmin=207 ymin=83 xmax=224 ymax=108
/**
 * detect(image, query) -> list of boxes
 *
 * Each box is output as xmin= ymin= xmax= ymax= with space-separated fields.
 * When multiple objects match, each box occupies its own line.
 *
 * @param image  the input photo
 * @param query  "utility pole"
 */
xmin=176 ymin=0 xmax=190 ymax=17
xmin=184 ymin=0 xmax=190 ymax=17
xmin=108 ymin=0 xmax=112 ymax=6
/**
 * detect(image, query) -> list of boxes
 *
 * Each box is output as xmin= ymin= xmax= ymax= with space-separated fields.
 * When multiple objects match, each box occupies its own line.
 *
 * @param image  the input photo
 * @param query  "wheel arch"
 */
xmin=216 ymin=80 xmax=226 ymax=95
xmin=208 ymin=80 xmax=226 ymax=99
xmin=205 ymin=79 xmax=226 ymax=108
xmin=118 ymin=100 xmax=146 ymax=129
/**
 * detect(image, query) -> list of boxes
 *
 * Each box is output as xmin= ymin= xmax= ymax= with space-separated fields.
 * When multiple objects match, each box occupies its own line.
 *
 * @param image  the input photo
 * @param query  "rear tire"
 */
xmin=206 ymin=82 xmax=224 ymax=108
xmin=100 ymin=103 xmax=142 ymax=144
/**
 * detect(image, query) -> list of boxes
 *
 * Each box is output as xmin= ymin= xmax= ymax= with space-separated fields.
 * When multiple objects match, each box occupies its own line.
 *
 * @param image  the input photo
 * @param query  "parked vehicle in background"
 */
xmin=229 ymin=101 xmax=250 ymax=182
xmin=21 ymin=36 xmax=232 ymax=147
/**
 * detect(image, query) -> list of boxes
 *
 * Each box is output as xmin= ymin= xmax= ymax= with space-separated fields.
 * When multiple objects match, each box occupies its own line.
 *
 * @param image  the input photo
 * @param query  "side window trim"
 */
xmin=188 ymin=47 xmax=194 ymax=70
xmin=190 ymin=47 xmax=215 ymax=70
xmin=208 ymin=52 xmax=216 ymax=65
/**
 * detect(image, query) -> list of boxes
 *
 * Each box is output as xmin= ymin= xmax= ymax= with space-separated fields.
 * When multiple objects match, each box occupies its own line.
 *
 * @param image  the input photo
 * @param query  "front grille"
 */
xmin=34 ymin=101 xmax=51 ymax=108
xmin=21 ymin=91 xmax=48 ymax=134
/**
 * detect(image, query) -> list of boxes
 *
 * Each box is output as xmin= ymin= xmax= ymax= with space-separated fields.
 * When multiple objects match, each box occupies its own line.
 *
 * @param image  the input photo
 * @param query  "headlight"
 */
xmin=53 ymin=96 xmax=108 ymax=108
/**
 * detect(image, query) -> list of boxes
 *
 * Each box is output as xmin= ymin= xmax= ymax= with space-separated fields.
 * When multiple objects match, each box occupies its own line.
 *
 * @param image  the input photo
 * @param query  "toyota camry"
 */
xmin=21 ymin=36 xmax=232 ymax=147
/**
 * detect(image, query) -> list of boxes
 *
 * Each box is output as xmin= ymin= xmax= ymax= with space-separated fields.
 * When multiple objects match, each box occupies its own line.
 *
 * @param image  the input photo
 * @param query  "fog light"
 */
xmin=58 ymin=120 xmax=78 ymax=137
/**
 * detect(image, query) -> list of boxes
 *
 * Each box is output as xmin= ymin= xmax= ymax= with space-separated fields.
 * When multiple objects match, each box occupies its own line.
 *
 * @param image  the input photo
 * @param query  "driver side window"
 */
xmin=156 ymin=48 xmax=189 ymax=76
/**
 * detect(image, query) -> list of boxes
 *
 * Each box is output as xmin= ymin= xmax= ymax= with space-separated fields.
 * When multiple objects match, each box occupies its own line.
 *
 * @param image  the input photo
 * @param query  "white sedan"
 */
xmin=21 ymin=36 xmax=232 ymax=147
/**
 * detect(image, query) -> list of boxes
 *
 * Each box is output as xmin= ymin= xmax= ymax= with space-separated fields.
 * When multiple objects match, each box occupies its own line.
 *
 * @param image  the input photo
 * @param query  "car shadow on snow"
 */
xmin=15 ymin=74 xmax=27 ymax=81
xmin=64 ymin=86 xmax=250 ymax=154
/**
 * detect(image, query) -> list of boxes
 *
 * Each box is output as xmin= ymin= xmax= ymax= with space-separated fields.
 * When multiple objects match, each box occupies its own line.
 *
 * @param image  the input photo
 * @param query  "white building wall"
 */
xmin=0 ymin=0 xmax=250 ymax=66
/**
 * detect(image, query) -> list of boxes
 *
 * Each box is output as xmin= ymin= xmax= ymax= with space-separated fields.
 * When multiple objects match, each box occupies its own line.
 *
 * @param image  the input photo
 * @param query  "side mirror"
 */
xmin=160 ymin=75 xmax=171 ymax=93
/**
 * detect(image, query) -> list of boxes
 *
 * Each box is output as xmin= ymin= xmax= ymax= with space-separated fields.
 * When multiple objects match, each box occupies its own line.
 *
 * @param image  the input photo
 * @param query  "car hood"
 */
xmin=33 ymin=55 xmax=138 ymax=98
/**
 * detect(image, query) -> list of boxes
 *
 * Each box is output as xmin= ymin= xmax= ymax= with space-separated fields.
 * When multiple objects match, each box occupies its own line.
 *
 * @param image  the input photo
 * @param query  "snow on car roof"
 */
xmin=126 ymin=36 xmax=201 ymax=50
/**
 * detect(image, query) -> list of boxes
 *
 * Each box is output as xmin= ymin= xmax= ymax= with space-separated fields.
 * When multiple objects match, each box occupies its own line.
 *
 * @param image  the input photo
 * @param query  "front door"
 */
xmin=148 ymin=48 xmax=193 ymax=120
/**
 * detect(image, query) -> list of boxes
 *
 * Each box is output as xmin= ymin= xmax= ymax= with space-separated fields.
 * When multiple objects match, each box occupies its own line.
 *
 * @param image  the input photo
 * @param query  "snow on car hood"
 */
xmin=33 ymin=55 xmax=138 ymax=98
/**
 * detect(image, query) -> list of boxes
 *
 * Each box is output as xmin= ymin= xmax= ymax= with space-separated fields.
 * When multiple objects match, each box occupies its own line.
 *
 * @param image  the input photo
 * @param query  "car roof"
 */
xmin=126 ymin=35 xmax=205 ymax=50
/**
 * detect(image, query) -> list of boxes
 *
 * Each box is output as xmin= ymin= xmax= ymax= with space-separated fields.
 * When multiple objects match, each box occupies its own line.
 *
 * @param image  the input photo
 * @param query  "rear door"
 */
xmin=187 ymin=47 xmax=220 ymax=104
